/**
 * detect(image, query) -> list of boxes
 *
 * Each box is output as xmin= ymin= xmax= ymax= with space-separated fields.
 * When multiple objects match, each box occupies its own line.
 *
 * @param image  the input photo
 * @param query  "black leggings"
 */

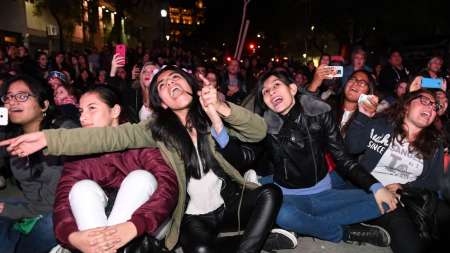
xmin=369 ymin=200 xmax=450 ymax=253
xmin=178 ymin=184 xmax=282 ymax=253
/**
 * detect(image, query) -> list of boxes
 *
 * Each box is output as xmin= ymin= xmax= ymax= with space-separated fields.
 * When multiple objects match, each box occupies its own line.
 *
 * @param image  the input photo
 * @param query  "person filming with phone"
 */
xmin=108 ymin=45 xmax=142 ymax=123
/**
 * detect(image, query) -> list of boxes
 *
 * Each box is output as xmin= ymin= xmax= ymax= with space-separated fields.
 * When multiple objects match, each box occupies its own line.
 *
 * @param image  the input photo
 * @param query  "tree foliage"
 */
xmin=34 ymin=0 xmax=82 ymax=50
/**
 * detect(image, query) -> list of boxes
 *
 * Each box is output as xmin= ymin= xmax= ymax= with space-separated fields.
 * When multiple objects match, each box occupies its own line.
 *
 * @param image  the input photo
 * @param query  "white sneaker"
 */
xmin=243 ymin=169 xmax=261 ymax=186
xmin=49 ymin=245 xmax=71 ymax=253
xmin=263 ymin=228 xmax=298 ymax=251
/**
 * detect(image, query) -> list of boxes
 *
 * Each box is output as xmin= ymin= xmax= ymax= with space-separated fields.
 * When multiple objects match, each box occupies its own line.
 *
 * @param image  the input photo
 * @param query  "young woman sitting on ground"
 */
xmin=53 ymin=86 xmax=178 ymax=253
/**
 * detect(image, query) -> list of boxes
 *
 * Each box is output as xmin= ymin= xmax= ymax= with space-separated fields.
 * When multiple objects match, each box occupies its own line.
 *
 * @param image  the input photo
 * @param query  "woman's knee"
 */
xmin=69 ymin=179 xmax=105 ymax=203
xmin=256 ymin=184 xmax=282 ymax=208
xmin=122 ymin=170 xmax=158 ymax=195
xmin=275 ymin=204 xmax=296 ymax=228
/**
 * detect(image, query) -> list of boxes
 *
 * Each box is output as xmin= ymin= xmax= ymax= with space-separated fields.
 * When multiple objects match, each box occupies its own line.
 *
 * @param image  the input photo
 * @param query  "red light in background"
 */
xmin=249 ymin=43 xmax=255 ymax=50
xmin=226 ymin=56 xmax=232 ymax=62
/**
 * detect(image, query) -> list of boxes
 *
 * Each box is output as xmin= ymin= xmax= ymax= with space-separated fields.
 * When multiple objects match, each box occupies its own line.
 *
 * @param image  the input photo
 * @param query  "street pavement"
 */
xmin=275 ymin=237 xmax=392 ymax=253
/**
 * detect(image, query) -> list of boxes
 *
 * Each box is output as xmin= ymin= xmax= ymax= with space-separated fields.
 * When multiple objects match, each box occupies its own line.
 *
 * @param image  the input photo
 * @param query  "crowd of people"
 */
xmin=0 ymin=42 xmax=449 ymax=253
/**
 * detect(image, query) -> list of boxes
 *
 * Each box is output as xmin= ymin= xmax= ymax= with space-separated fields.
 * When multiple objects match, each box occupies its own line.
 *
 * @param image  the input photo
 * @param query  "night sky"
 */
xmin=189 ymin=0 xmax=450 ymax=60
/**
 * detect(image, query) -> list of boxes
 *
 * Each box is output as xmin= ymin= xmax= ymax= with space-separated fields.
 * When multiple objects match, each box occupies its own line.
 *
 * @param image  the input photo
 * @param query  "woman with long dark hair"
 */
xmin=345 ymin=89 xmax=450 ymax=253
xmin=1 ymin=66 xmax=282 ymax=253
xmin=0 ymin=75 xmax=78 ymax=253
xmin=308 ymin=68 xmax=377 ymax=135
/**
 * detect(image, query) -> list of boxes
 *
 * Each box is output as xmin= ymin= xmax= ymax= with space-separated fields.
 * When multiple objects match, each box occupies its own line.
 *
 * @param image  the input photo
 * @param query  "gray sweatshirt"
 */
xmin=0 ymin=120 xmax=78 ymax=219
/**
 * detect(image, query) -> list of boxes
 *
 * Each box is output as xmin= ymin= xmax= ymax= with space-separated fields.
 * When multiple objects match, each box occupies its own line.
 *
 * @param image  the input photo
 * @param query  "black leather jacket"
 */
xmin=266 ymin=94 xmax=378 ymax=191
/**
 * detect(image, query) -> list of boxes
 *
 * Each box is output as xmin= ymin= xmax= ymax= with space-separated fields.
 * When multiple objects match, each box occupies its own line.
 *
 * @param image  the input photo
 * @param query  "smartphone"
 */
xmin=421 ymin=77 xmax=442 ymax=89
xmin=115 ymin=44 xmax=126 ymax=64
xmin=325 ymin=66 xmax=343 ymax=78
xmin=358 ymin=94 xmax=370 ymax=105
xmin=0 ymin=107 xmax=8 ymax=126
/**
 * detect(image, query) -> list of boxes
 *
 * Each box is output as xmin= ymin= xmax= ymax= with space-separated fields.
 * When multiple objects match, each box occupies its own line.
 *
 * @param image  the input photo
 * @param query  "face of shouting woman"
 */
xmin=156 ymin=70 xmax=193 ymax=112
xmin=261 ymin=75 xmax=297 ymax=115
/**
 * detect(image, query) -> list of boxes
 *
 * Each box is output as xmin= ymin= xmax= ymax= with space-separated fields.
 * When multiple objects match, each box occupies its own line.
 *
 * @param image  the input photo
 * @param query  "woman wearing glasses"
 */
xmin=345 ymin=89 xmax=450 ymax=253
xmin=308 ymin=69 xmax=376 ymax=137
xmin=0 ymin=76 xmax=78 ymax=253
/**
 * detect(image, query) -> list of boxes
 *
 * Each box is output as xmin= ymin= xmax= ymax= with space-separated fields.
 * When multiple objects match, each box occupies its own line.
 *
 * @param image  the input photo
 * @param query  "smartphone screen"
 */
xmin=421 ymin=77 xmax=442 ymax=89
xmin=115 ymin=44 xmax=126 ymax=64
xmin=0 ymin=107 xmax=8 ymax=126
xmin=325 ymin=66 xmax=343 ymax=78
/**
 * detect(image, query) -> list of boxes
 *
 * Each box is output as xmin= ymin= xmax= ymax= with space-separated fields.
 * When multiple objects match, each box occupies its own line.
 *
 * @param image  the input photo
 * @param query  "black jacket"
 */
xmin=378 ymin=64 xmax=409 ymax=95
xmin=266 ymin=94 xmax=378 ymax=191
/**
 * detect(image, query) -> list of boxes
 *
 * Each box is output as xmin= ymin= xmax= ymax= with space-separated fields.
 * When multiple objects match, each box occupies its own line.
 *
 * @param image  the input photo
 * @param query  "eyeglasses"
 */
xmin=415 ymin=95 xmax=441 ymax=112
xmin=348 ymin=77 xmax=369 ymax=87
xmin=1 ymin=92 xmax=36 ymax=104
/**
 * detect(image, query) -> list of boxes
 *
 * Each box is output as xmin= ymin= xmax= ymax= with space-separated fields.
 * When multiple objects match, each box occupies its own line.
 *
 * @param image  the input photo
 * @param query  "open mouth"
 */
xmin=170 ymin=86 xmax=183 ymax=97
xmin=419 ymin=111 xmax=431 ymax=119
xmin=9 ymin=108 xmax=23 ymax=113
xmin=271 ymin=96 xmax=283 ymax=107
xmin=350 ymin=87 xmax=360 ymax=93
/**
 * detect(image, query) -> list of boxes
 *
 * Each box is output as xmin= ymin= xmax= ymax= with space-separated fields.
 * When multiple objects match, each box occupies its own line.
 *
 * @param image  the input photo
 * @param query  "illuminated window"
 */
xmin=4 ymin=36 xmax=17 ymax=43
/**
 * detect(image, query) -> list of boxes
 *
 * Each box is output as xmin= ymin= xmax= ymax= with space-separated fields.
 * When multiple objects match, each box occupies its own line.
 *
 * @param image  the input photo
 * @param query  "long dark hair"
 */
xmin=338 ymin=70 xmax=376 ymax=135
xmin=148 ymin=66 xmax=220 ymax=179
xmin=385 ymin=89 xmax=442 ymax=159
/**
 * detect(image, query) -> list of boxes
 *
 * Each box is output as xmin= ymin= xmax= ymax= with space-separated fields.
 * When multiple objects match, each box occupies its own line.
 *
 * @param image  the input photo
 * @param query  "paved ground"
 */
xmin=0 ymin=181 xmax=392 ymax=253
xmin=276 ymin=237 xmax=392 ymax=253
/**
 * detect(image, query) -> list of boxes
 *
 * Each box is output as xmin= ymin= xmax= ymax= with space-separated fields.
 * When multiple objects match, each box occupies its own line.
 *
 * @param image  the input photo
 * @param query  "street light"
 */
xmin=160 ymin=9 xmax=168 ymax=43
xmin=160 ymin=9 xmax=167 ymax=18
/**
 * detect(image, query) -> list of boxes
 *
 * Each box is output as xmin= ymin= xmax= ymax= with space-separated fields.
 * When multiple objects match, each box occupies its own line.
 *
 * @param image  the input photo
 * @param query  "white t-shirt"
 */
xmin=371 ymin=138 xmax=424 ymax=186
xmin=340 ymin=110 xmax=354 ymax=129
xmin=185 ymin=144 xmax=224 ymax=215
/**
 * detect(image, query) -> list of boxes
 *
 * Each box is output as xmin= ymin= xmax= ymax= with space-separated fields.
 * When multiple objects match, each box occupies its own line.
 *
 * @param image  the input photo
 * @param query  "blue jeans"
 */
xmin=260 ymin=175 xmax=382 ymax=242
xmin=0 ymin=199 xmax=57 ymax=253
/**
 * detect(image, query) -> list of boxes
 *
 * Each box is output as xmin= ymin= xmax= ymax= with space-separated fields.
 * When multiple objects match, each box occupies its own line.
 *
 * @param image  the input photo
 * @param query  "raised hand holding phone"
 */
xmin=308 ymin=64 xmax=333 ymax=92
xmin=358 ymin=94 xmax=379 ymax=118
xmin=115 ymin=44 xmax=126 ymax=63
xmin=110 ymin=54 xmax=126 ymax=77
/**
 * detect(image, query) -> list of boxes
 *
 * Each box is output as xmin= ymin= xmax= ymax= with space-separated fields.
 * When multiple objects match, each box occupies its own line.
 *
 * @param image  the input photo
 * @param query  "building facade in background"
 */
xmin=166 ymin=0 xmax=205 ymax=41
xmin=0 ymin=0 xmax=161 ymax=54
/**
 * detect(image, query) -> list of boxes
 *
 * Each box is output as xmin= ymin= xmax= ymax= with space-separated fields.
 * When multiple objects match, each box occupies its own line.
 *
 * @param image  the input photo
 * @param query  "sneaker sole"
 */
xmin=360 ymin=223 xmax=391 ymax=247
xmin=270 ymin=228 xmax=298 ymax=248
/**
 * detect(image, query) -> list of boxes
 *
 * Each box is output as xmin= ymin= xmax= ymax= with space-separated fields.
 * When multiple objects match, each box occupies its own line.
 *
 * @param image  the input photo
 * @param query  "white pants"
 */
xmin=69 ymin=170 xmax=158 ymax=230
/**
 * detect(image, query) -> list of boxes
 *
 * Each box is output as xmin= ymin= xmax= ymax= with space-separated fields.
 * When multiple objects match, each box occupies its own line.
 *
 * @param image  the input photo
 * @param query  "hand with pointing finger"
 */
xmin=0 ymin=132 xmax=47 ymax=157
